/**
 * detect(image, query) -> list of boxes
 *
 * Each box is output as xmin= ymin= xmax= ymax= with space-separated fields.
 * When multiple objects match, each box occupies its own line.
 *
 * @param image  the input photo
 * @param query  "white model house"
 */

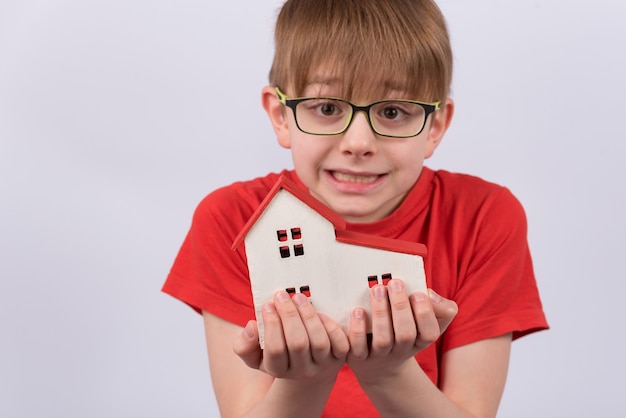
xmin=232 ymin=175 xmax=428 ymax=347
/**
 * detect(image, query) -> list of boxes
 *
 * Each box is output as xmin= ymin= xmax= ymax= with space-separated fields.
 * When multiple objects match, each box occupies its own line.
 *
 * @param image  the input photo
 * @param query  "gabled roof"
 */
xmin=231 ymin=175 xmax=345 ymax=250
xmin=231 ymin=174 xmax=427 ymax=257
xmin=336 ymin=229 xmax=426 ymax=257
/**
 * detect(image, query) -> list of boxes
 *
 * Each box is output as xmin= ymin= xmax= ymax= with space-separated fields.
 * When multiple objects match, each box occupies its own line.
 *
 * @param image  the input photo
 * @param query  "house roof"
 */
xmin=231 ymin=174 xmax=427 ymax=257
xmin=231 ymin=175 xmax=345 ymax=250
xmin=336 ymin=229 xmax=426 ymax=256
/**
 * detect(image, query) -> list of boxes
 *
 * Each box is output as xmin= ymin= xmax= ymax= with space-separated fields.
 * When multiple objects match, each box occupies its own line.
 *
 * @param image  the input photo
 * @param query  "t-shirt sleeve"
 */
xmin=441 ymin=187 xmax=549 ymax=352
xmin=162 ymin=187 xmax=255 ymax=327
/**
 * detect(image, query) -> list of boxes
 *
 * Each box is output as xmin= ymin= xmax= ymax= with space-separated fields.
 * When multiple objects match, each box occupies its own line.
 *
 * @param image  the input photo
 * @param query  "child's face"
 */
xmin=263 ymin=80 xmax=453 ymax=223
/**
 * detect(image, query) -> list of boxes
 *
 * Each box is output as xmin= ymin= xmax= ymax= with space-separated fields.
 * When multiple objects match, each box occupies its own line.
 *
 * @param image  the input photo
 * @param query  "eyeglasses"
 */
xmin=275 ymin=87 xmax=440 ymax=138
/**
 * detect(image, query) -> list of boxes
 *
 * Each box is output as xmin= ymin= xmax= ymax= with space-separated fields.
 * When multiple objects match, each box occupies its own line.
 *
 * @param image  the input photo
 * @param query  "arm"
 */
xmin=203 ymin=290 xmax=349 ymax=418
xmin=354 ymin=335 xmax=511 ymax=418
xmin=348 ymin=279 xmax=511 ymax=418
xmin=438 ymin=334 xmax=511 ymax=418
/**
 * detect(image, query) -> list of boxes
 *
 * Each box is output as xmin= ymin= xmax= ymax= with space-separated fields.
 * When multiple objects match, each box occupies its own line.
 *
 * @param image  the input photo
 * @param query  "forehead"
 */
xmin=295 ymin=65 xmax=419 ymax=101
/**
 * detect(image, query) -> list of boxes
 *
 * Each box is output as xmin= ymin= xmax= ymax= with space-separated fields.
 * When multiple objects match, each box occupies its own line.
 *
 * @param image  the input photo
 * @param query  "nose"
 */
xmin=338 ymin=111 xmax=378 ymax=158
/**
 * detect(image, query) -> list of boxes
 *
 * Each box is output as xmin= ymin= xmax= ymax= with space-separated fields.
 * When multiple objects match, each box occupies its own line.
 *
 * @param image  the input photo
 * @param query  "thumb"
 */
xmin=428 ymin=289 xmax=458 ymax=335
xmin=233 ymin=320 xmax=263 ymax=370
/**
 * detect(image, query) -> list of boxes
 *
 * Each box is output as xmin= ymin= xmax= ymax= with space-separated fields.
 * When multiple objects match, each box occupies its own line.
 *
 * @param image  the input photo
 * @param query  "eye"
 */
xmin=375 ymin=102 xmax=423 ymax=123
xmin=302 ymin=99 xmax=346 ymax=118
xmin=380 ymin=105 xmax=406 ymax=120
xmin=319 ymin=102 xmax=338 ymax=116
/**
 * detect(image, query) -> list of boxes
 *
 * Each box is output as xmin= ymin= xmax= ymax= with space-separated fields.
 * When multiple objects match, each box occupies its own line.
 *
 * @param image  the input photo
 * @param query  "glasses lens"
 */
xmin=370 ymin=102 xmax=426 ymax=137
xmin=294 ymin=99 xmax=352 ymax=135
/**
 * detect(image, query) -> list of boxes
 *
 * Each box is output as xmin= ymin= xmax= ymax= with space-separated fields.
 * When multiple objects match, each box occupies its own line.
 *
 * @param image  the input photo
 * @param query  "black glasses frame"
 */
xmin=275 ymin=87 xmax=440 ymax=138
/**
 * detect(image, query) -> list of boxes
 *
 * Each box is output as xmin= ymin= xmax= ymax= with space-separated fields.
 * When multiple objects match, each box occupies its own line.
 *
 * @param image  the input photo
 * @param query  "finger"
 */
xmin=272 ymin=290 xmax=311 ymax=365
xmin=292 ymin=293 xmax=331 ymax=363
xmin=347 ymin=308 xmax=369 ymax=360
xmin=409 ymin=291 xmax=441 ymax=351
xmin=318 ymin=313 xmax=350 ymax=360
xmin=428 ymin=289 xmax=459 ymax=334
xmin=368 ymin=284 xmax=394 ymax=356
xmin=260 ymin=301 xmax=289 ymax=375
xmin=233 ymin=320 xmax=263 ymax=370
xmin=386 ymin=279 xmax=418 ymax=349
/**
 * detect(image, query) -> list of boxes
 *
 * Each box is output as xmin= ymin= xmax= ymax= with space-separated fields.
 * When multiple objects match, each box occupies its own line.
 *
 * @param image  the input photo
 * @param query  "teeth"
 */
xmin=333 ymin=172 xmax=379 ymax=183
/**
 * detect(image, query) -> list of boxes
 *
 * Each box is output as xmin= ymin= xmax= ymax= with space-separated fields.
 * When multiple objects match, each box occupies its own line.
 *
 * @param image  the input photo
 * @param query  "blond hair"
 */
xmin=269 ymin=0 xmax=453 ymax=102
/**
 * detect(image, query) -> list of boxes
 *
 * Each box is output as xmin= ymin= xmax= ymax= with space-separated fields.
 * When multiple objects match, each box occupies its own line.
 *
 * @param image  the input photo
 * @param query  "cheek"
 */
xmin=387 ymin=141 xmax=427 ymax=169
xmin=289 ymin=139 xmax=321 ymax=178
xmin=385 ymin=145 xmax=428 ymax=188
xmin=289 ymin=132 xmax=330 ymax=162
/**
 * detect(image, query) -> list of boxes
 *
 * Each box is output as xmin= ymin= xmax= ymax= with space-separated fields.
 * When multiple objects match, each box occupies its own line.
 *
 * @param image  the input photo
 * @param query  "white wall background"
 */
xmin=1 ymin=1 xmax=624 ymax=416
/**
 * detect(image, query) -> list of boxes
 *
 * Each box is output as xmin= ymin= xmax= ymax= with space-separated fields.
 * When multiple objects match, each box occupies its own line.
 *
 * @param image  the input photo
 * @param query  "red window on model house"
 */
xmin=276 ymin=227 xmax=305 ymax=258
xmin=368 ymin=273 xmax=393 ymax=287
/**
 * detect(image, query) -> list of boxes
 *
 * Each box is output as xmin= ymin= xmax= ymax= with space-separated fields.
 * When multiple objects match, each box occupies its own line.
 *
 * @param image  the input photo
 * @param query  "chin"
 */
xmin=311 ymin=189 xmax=394 ymax=223
xmin=334 ymin=206 xmax=385 ymax=223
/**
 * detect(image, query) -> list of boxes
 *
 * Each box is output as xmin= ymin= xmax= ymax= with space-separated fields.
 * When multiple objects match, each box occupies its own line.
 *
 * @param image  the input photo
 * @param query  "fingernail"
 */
xmin=353 ymin=308 xmax=365 ymax=320
xmin=276 ymin=290 xmax=290 ymax=301
xmin=374 ymin=285 xmax=386 ymax=299
xmin=428 ymin=289 xmax=442 ymax=304
xmin=263 ymin=302 xmax=276 ymax=313
xmin=412 ymin=291 xmax=427 ymax=302
xmin=293 ymin=293 xmax=307 ymax=306
xmin=244 ymin=322 xmax=256 ymax=339
xmin=388 ymin=279 xmax=403 ymax=293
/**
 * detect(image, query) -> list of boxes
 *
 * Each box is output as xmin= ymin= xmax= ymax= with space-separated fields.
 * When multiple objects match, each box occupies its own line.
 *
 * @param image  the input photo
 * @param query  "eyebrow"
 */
xmin=307 ymin=74 xmax=410 ymax=92
xmin=301 ymin=84 xmax=340 ymax=98
xmin=303 ymin=85 xmax=413 ymax=103
xmin=306 ymin=74 xmax=342 ymax=85
xmin=303 ymin=78 xmax=341 ymax=93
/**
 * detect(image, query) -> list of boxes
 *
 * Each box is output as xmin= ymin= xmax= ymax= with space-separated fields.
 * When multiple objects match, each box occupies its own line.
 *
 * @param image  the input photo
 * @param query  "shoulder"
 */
xmin=430 ymin=169 xmax=509 ymax=198
xmin=198 ymin=171 xmax=291 ymax=210
xmin=429 ymin=169 xmax=525 ymax=218
xmin=423 ymin=168 xmax=529 ymax=248
xmin=192 ymin=171 xmax=293 ymax=236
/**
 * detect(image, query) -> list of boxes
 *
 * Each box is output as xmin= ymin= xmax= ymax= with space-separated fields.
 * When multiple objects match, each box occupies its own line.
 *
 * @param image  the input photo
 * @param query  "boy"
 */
xmin=163 ymin=0 xmax=548 ymax=416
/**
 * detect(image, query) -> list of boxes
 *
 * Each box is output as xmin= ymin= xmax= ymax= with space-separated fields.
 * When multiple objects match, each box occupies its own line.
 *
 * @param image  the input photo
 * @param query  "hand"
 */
xmin=233 ymin=290 xmax=350 ymax=382
xmin=347 ymin=279 xmax=458 ymax=382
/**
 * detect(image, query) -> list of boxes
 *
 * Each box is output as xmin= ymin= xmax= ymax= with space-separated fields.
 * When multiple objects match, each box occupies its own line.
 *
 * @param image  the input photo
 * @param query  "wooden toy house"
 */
xmin=232 ymin=175 xmax=427 ymax=347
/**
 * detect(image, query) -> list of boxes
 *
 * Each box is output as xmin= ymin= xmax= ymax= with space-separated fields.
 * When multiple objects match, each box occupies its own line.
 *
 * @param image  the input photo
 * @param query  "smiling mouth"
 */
xmin=331 ymin=171 xmax=381 ymax=184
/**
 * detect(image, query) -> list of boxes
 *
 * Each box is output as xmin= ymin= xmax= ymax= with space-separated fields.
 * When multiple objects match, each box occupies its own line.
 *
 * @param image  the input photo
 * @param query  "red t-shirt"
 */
xmin=163 ymin=167 xmax=548 ymax=417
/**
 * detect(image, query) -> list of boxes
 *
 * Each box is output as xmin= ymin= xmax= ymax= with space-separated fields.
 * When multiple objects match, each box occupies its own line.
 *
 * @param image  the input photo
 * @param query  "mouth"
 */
xmin=330 ymin=170 xmax=383 ymax=184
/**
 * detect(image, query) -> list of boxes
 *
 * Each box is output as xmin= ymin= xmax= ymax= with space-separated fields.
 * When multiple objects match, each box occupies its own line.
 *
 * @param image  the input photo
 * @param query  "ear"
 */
xmin=424 ymin=98 xmax=454 ymax=159
xmin=262 ymin=85 xmax=291 ymax=149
